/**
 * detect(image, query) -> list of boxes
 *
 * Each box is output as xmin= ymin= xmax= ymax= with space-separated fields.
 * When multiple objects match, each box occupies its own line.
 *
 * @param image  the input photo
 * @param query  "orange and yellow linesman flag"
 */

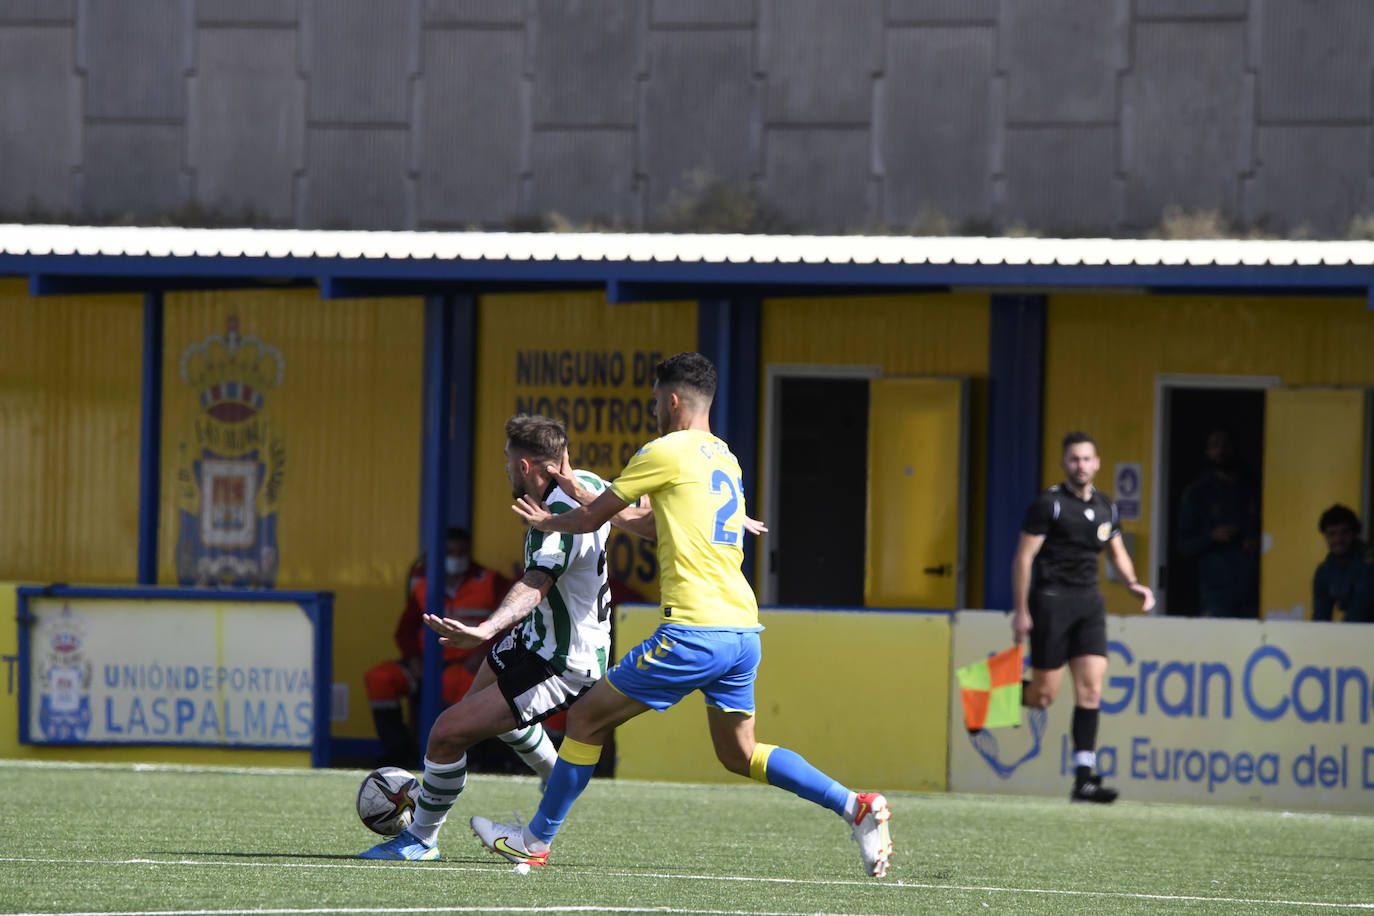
xmin=955 ymin=645 xmax=1023 ymax=731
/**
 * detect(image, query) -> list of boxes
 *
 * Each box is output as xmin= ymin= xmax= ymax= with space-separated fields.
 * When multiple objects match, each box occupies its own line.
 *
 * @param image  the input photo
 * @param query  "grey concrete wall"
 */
xmin=2 ymin=0 xmax=1370 ymax=235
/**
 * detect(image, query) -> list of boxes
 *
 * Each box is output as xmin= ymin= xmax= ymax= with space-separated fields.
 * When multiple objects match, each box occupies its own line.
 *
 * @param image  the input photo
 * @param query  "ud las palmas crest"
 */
xmin=36 ymin=603 xmax=92 ymax=741
xmin=174 ymin=315 xmax=285 ymax=588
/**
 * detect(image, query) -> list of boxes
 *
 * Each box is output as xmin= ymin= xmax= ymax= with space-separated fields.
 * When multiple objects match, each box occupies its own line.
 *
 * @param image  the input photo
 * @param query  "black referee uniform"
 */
xmin=1021 ymin=484 xmax=1120 ymax=670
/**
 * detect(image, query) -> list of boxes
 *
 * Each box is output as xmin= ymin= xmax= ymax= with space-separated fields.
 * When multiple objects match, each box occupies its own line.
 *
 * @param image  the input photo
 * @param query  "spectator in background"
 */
xmin=1176 ymin=427 xmax=1260 ymax=618
xmin=363 ymin=527 xmax=508 ymax=767
xmin=1313 ymin=505 xmax=1373 ymax=623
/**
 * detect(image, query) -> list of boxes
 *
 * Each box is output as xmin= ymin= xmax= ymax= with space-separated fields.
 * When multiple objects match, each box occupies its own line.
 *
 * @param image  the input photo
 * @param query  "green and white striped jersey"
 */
xmin=517 ymin=469 xmax=612 ymax=678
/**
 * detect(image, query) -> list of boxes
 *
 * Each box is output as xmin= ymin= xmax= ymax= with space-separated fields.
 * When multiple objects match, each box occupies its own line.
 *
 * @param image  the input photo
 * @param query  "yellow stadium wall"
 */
xmin=612 ymin=604 xmax=952 ymax=791
xmin=471 ymin=292 xmax=698 ymax=600
xmin=760 ymin=294 xmax=990 ymax=607
xmin=1042 ymin=292 xmax=1374 ymax=616
xmin=0 ymin=279 xmax=143 ymax=583
xmin=157 ymin=291 xmax=425 ymax=741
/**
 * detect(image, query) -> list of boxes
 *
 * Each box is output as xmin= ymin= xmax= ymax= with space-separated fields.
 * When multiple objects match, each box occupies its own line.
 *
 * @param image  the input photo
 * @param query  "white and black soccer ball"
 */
xmin=356 ymin=766 xmax=419 ymax=836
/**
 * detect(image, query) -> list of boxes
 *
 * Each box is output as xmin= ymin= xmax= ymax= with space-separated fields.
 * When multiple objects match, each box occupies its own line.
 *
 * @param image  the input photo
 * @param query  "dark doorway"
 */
xmin=773 ymin=376 xmax=868 ymax=605
xmin=1162 ymin=386 xmax=1265 ymax=616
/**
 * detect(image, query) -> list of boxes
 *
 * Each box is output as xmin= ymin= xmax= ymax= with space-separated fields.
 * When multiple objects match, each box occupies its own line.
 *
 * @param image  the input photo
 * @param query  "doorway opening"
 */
xmin=763 ymin=366 xmax=878 ymax=606
xmin=1154 ymin=377 xmax=1274 ymax=616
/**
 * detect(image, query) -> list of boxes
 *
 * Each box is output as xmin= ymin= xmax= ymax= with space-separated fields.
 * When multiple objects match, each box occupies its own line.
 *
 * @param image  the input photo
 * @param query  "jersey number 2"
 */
xmin=710 ymin=469 xmax=743 ymax=546
xmin=595 ymin=549 xmax=611 ymax=622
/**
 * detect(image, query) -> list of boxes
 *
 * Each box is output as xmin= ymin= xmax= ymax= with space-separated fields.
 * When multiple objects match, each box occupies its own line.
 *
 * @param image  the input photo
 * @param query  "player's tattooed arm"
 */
xmin=424 ymin=569 xmax=553 ymax=648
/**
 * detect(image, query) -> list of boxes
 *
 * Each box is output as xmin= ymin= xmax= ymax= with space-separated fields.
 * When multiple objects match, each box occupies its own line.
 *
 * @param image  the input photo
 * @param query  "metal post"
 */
xmin=417 ymin=296 xmax=453 ymax=760
xmin=698 ymin=298 xmax=762 ymax=586
xmin=984 ymin=294 xmax=1046 ymax=610
xmin=137 ymin=291 xmax=164 ymax=585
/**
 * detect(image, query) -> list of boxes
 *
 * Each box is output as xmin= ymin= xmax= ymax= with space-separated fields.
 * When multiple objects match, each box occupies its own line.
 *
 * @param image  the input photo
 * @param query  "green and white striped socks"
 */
xmin=500 ymin=723 xmax=557 ymax=782
xmin=408 ymin=755 xmax=467 ymax=846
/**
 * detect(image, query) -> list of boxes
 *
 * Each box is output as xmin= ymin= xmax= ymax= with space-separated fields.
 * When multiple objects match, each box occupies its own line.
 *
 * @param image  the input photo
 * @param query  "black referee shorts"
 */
xmin=1028 ymin=585 xmax=1107 ymax=670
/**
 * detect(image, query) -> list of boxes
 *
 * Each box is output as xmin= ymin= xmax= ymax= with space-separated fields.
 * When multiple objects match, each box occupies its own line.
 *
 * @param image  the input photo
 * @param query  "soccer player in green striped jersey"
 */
xmin=360 ymin=413 xmax=652 ymax=861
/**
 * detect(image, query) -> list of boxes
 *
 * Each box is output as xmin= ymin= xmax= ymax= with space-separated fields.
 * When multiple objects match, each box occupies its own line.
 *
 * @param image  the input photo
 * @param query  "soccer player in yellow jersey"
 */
xmin=472 ymin=352 xmax=894 ymax=877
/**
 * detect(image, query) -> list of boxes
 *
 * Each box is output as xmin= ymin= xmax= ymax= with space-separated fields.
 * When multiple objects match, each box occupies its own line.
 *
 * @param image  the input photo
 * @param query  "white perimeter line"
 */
xmin=0 ymin=857 xmax=1370 ymax=911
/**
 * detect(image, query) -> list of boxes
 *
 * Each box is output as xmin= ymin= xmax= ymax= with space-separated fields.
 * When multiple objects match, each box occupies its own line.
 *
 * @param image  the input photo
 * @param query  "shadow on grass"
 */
xmin=161 ymin=850 xmax=364 ymax=861
xmin=161 ymin=850 xmax=482 ymax=863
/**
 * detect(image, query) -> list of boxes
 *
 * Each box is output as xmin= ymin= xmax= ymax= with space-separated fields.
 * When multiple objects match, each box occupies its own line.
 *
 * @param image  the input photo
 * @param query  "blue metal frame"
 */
xmin=418 ymin=296 xmax=453 ymax=760
xmin=983 ymin=295 xmax=1046 ymax=611
xmin=136 ymin=292 xmax=163 ymax=585
xmin=15 ymin=585 xmax=334 ymax=767
xmin=415 ymin=294 xmax=477 ymax=758
xmin=415 ymin=294 xmax=479 ymax=759
xmin=697 ymin=298 xmax=761 ymax=585
xmin=447 ymin=295 xmax=478 ymax=534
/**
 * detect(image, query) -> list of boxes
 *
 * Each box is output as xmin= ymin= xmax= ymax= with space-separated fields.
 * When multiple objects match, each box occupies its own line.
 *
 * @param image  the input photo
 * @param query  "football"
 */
xmin=355 ymin=766 xmax=419 ymax=836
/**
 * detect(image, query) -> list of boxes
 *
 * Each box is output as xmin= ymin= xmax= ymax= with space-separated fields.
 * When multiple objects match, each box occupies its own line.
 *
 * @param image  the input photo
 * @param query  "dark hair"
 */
xmin=1319 ymin=504 xmax=1360 ymax=534
xmin=504 ymin=413 xmax=568 ymax=463
xmin=1061 ymin=430 xmax=1096 ymax=452
xmin=655 ymin=352 xmax=717 ymax=402
xmin=445 ymin=526 xmax=469 ymax=543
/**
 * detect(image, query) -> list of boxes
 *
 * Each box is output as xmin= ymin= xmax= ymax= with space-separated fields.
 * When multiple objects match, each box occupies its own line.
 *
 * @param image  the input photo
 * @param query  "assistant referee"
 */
xmin=1011 ymin=430 xmax=1155 ymax=803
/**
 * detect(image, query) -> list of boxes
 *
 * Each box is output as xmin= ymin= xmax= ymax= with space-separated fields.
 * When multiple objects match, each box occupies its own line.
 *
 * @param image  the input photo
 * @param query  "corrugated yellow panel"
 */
xmin=1043 ymin=292 xmax=1374 ymax=615
xmin=0 ymin=279 xmax=143 ymax=582
xmin=761 ymin=294 xmax=989 ymax=606
xmin=761 ymin=294 xmax=989 ymax=373
xmin=159 ymin=291 xmax=425 ymax=739
xmin=613 ymin=603 xmax=951 ymax=791
xmin=160 ymin=290 xmax=424 ymax=588
xmin=1261 ymin=388 xmax=1367 ymax=619
xmin=331 ymin=582 xmax=417 ymax=739
xmin=866 ymin=377 xmax=966 ymax=608
xmin=472 ymin=292 xmax=698 ymax=600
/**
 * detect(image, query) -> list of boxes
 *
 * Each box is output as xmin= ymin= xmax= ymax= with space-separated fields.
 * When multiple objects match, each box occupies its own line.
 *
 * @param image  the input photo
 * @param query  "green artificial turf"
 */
xmin=0 ymin=760 xmax=1369 ymax=915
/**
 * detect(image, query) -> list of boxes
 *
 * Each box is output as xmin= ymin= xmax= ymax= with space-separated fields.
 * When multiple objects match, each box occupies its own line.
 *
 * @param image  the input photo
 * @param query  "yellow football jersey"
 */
xmin=610 ymin=429 xmax=760 ymax=628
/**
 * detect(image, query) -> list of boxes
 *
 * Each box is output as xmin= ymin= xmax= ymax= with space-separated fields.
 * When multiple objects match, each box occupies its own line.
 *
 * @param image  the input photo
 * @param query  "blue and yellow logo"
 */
xmin=173 ymin=315 xmax=286 ymax=588
xmin=37 ymin=604 xmax=92 ymax=741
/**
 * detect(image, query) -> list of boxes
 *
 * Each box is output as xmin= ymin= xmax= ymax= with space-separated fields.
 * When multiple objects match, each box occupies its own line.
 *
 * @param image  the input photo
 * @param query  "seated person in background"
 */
xmin=364 ymin=527 xmax=508 ymax=767
xmin=1313 ymin=505 xmax=1373 ymax=623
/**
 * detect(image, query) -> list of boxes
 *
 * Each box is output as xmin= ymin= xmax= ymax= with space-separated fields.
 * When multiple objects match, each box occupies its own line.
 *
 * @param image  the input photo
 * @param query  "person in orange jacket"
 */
xmin=363 ymin=527 xmax=507 ymax=767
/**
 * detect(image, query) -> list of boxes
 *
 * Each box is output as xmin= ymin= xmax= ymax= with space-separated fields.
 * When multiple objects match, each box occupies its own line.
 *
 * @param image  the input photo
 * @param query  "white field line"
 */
xmin=0 ymin=856 xmax=1370 ymax=911
xmin=0 ymin=909 xmax=889 ymax=916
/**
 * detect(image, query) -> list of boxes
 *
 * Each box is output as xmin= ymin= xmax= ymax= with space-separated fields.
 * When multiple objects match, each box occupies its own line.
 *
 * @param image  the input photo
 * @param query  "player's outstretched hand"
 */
xmin=512 ymin=493 xmax=554 ymax=530
xmin=424 ymin=612 xmax=486 ymax=649
xmin=742 ymin=516 xmax=768 ymax=536
xmin=543 ymin=450 xmax=579 ymax=497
